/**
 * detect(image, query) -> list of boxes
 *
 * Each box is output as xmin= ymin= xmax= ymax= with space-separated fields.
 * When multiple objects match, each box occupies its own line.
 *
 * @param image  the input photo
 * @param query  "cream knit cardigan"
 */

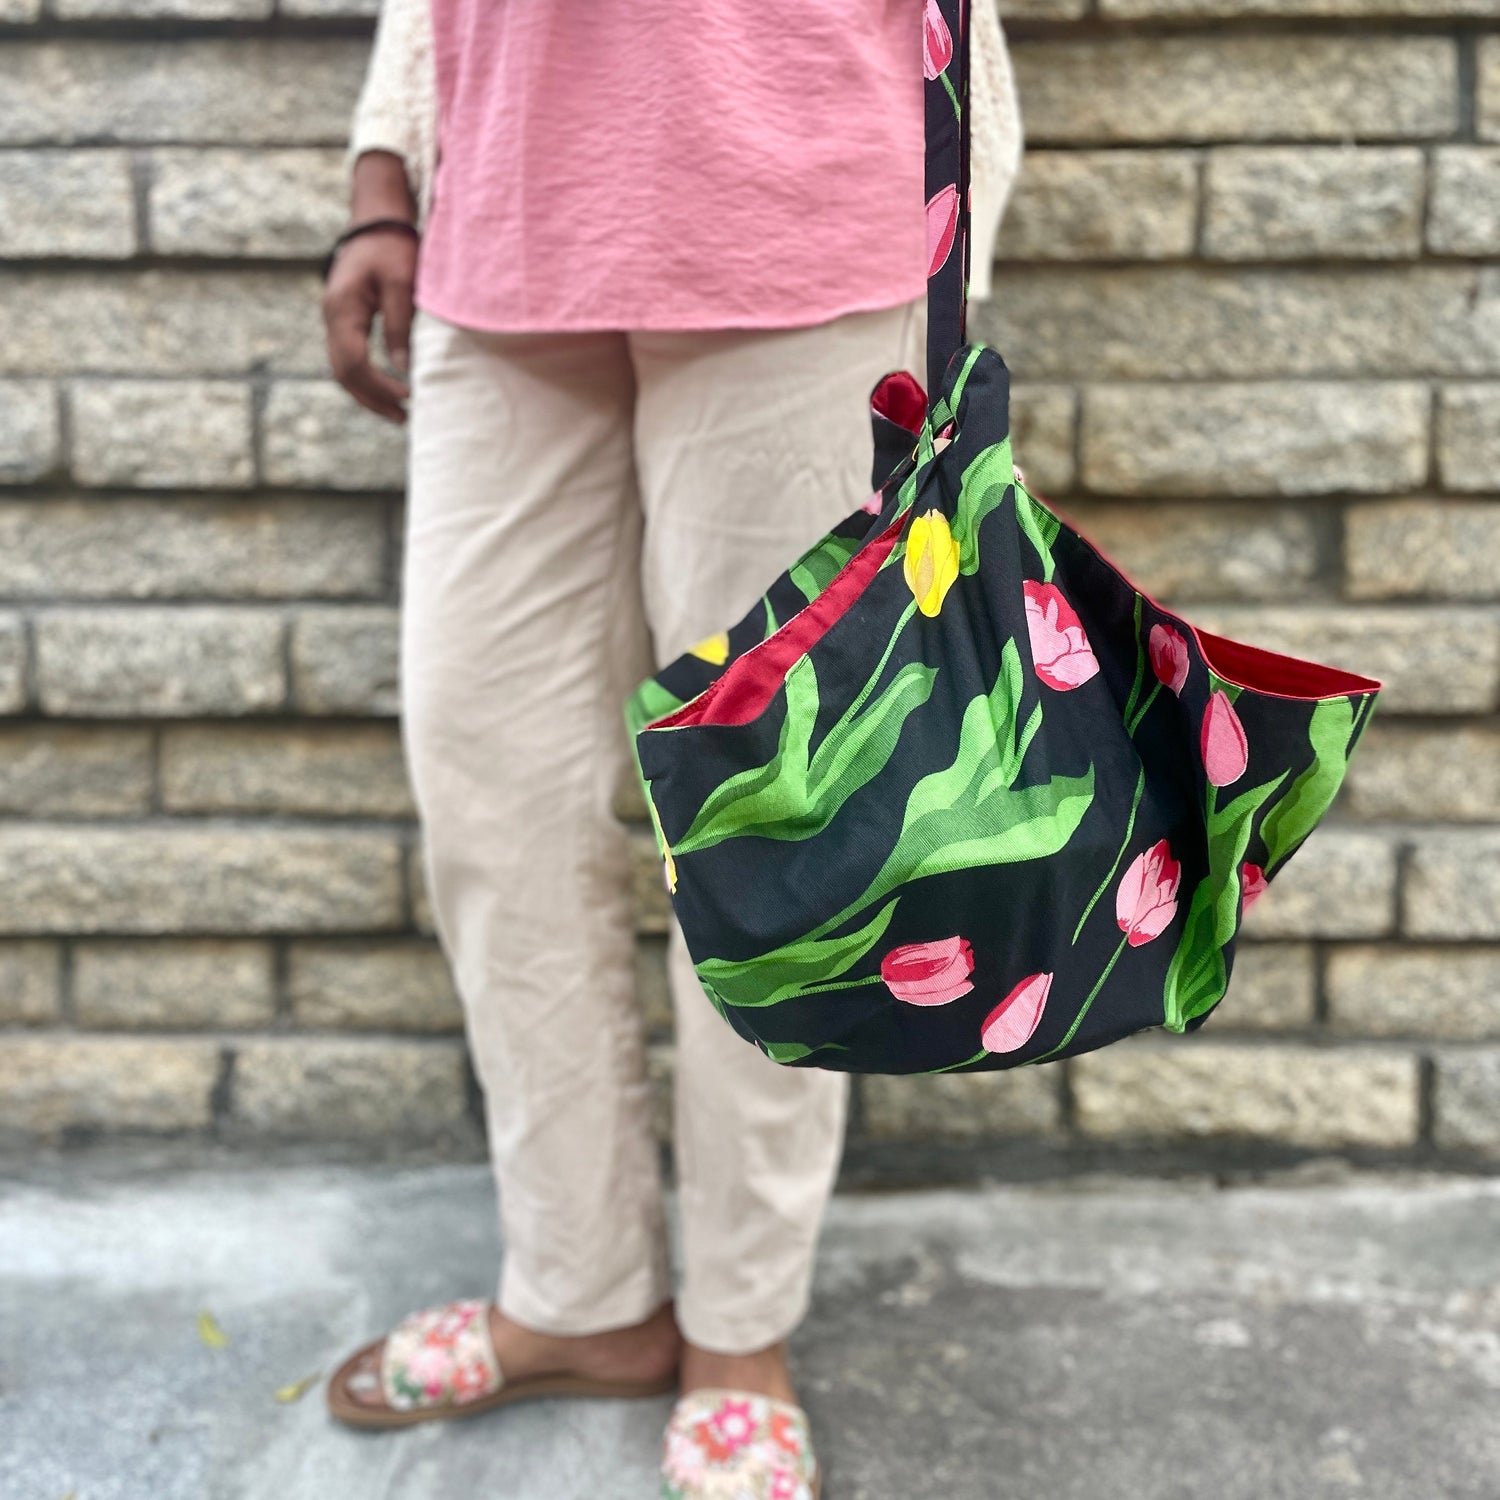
xmin=349 ymin=0 xmax=1023 ymax=302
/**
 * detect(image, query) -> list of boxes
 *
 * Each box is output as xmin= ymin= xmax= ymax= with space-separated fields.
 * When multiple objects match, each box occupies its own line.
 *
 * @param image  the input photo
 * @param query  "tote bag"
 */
xmin=625 ymin=0 xmax=1382 ymax=1076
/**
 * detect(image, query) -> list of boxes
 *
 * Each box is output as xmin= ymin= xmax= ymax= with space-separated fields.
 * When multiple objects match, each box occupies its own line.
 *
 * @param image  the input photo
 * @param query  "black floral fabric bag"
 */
xmin=625 ymin=0 xmax=1382 ymax=1076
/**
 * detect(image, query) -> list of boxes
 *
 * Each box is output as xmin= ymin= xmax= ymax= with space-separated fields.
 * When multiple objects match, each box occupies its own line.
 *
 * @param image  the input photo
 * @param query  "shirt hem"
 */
xmin=412 ymin=277 xmax=930 ymax=338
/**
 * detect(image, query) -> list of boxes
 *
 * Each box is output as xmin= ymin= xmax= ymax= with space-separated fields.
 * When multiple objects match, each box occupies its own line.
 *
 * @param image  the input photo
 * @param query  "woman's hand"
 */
xmin=323 ymin=150 xmax=419 ymax=425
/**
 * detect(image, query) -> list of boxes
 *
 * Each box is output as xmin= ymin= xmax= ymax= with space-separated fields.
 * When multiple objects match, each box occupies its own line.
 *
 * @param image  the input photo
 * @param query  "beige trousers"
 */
xmin=403 ymin=302 xmax=924 ymax=1353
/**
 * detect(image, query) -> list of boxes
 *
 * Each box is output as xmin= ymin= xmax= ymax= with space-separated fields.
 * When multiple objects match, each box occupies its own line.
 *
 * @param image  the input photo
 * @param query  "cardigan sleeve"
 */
xmin=967 ymin=1 xmax=1024 ymax=303
xmin=347 ymin=0 xmax=438 ymax=223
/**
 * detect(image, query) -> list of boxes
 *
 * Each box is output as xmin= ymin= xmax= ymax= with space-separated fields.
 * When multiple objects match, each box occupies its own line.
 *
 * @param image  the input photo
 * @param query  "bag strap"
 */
xmin=923 ymin=0 xmax=971 ymax=395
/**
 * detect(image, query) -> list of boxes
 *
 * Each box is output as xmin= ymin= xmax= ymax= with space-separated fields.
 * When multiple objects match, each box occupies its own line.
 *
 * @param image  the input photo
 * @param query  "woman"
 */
xmin=321 ymin=2 xmax=1021 ymax=1492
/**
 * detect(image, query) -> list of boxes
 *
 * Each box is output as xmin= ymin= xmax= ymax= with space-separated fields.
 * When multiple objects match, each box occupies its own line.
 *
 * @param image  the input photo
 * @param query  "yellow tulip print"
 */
xmin=646 ymin=787 xmax=678 ymax=894
xmin=688 ymin=632 xmax=730 ymax=666
xmin=904 ymin=509 xmax=960 ymax=617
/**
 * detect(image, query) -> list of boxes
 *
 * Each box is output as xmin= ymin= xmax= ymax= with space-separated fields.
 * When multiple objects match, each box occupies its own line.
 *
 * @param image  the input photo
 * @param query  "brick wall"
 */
xmin=0 ymin=0 xmax=1496 ymax=1174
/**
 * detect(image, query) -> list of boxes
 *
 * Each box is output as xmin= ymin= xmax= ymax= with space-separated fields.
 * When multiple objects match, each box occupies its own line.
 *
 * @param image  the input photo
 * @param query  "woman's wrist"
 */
xmin=349 ymin=148 xmax=418 ymax=228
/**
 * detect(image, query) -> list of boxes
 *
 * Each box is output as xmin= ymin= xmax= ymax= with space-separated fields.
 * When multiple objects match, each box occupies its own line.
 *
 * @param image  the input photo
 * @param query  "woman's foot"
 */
xmin=663 ymin=1346 xmax=819 ymax=1500
xmin=346 ymin=1300 xmax=682 ymax=1408
xmin=679 ymin=1338 xmax=797 ymax=1405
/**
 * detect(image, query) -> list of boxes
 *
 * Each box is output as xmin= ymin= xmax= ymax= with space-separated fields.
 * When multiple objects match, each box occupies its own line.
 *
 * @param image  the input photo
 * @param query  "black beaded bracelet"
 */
xmin=320 ymin=218 xmax=420 ymax=282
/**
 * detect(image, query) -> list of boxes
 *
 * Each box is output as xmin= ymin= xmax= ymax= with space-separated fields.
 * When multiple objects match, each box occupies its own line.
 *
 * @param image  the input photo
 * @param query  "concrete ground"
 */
xmin=2 ymin=1160 xmax=1497 ymax=1500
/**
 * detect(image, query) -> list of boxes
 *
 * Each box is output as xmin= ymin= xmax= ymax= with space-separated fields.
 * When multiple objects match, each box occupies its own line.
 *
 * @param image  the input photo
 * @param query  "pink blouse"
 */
xmin=416 ymin=1 xmax=928 ymax=333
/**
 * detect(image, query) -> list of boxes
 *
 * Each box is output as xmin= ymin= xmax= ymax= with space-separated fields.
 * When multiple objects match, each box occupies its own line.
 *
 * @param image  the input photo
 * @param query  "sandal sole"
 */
xmin=326 ymin=1336 xmax=678 ymax=1430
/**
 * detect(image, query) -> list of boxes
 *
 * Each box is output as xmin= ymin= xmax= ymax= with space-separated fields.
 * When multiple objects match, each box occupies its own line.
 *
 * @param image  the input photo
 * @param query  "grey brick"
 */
xmin=228 ymin=1037 xmax=475 ymax=1143
xmin=287 ymin=941 xmax=461 ymax=1032
xmin=1203 ymin=147 xmax=1424 ymax=262
xmin=1328 ymin=946 xmax=1500 ymax=1041
xmin=0 ymin=1036 xmax=219 ymax=1139
xmin=1433 ymin=1050 xmax=1500 ymax=1153
xmin=0 ymin=271 xmax=324 ymax=377
xmin=1242 ymin=830 xmax=1398 ymax=940
xmin=1104 ymin=0 xmax=1500 ymax=12
xmin=74 ymin=939 xmax=275 ymax=1029
xmin=0 ymin=941 xmax=60 ymax=1025
xmin=997 ymin=151 xmax=1197 ymax=263
xmin=1437 ymin=385 xmax=1500 ymax=492
xmin=290 ymin=607 xmax=399 ymax=715
xmin=1187 ymin=605 xmax=1500 ymax=715
xmin=0 ymin=150 xmax=135 ymax=259
xmin=1060 ymin=501 xmax=1322 ymax=603
xmin=0 ymin=381 xmax=59 ymax=483
xmin=71 ymin=381 xmax=253 ymax=489
xmin=0 ymin=40 xmax=366 ymax=146
xmin=862 ymin=1069 xmax=1063 ymax=1139
xmin=1009 ymin=385 xmax=1076 ymax=496
xmin=1215 ymin=942 xmax=1317 ymax=1031
xmin=0 ymin=825 xmax=403 ymax=934
xmin=1011 ymin=36 xmax=1457 ymax=147
xmin=636 ymin=935 xmax=672 ymax=1033
xmin=1000 ymin=0 xmax=1088 ymax=17
xmin=35 ymin=608 xmax=285 ymax=717
xmin=1081 ymin=382 xmax=1427 ymax=498
xmin=1482 ymin=38 xmax=1500 ymax=144
xmin=160 ymin=723 xmax=414 ymax=817
xmin=1345 ymin=501 xmax=1500 ymax=601
xmin=0 ymin=497 xmax=387 ymax=601
xmin=0 ymin=614 xmax=24 ymax=714
xmin=974 ymin=267 xmax=1500 ymax=382
xmin=1428 ymin=148 xmax=1500 ymax=259
xmin=647 ymin=1042 xmax=674 ymax=1143
xmin=0 ymin=726 xmax=151 ymax=816
xmin=1404 ymin=831 xmax=1500 ymax=940
xmin=631 ymin=827 xmax=673 ymax=936
xmin=57 ymin=0 xmax=271 ymax=16
xmin=148 ymin=148 xmax=346 ymax=258
xmin=409 ymin=844 xmax=435 ymax=935
xmin=1344 ymin=724 xmax=1500 ymax=822
xmin=262 ymin=381 xmax=408 ymax=491
xmin=1073 ymin=1042 xmax=1420 ymax=1148
xmin=279 ymin=0 xmax=378 ymax=13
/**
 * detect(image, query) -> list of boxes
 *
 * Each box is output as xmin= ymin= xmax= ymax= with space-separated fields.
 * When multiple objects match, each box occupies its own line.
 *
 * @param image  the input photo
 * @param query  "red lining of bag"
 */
xmin=651 ymin=511 xmax=908 ymax=731
xmin=1035 ymin=492 xmax=1383 ymax=701
xmin=648 ymin=469 xmax=1381 ymax=738
xmin=871 ymin=371 xmax=928 ymax=435
xmin=1188 ymin=628 xmax=1381 ymax=699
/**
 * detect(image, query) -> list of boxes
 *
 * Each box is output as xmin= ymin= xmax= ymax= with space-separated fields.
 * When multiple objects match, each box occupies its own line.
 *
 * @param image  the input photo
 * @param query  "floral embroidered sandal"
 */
xmin=326 ymin=1298 xmax=678 ymax=1430
xmin=661 ymin=1388 xmax=821 ymax=1500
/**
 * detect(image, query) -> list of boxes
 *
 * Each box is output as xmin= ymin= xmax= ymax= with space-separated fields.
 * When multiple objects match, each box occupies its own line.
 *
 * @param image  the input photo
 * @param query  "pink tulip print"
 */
xmin=1149 ymin=623 xmax=1190 ymax=695
xmin=1202 ymin=689 xmax=1249 ymax=787
xmin=922 ymin=0 xmax=953 ymax=80
xmin=1023 ymin=581 xmax=1100 ymax=691
xmin=1116 ymin=838 xmax=1181 ymax=947
xmin=981 ymin=972 xmax=1053 ymax=1054
xmin=926 ymin=184 xmax=959 ymax=278
xmin=882 ymin=935 xmax=975 ymax=1006
xmin=1241 ymin=862 xmax=1268 ymax=913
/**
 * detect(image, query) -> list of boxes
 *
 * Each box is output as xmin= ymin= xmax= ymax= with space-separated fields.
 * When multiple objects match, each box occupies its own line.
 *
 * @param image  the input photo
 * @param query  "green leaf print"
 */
xmin=760 ymin=1038 xmax=848 ymax=1064
xmin=624 ymin=677 xmax=685 ymax=740
xmin=1015 ymin=481 xmax=1061 ymax=584
xmin=1162 ymin=768 xmax=1289 ymax=1033
xmin=1258 ymin=695 xmax=1357 ymax=874
xmin=950 ymin=438 xmax=1015 ymax=576
xmin=672 ymin=647 xmax=937 ymax=857
xmin=701 ymin=640 xmax=1096 ymax=1009
xmin=696 ymin=898 xmax=902 ymax=1009
xmin=789 ymin=531 xmax=862 ymax=605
